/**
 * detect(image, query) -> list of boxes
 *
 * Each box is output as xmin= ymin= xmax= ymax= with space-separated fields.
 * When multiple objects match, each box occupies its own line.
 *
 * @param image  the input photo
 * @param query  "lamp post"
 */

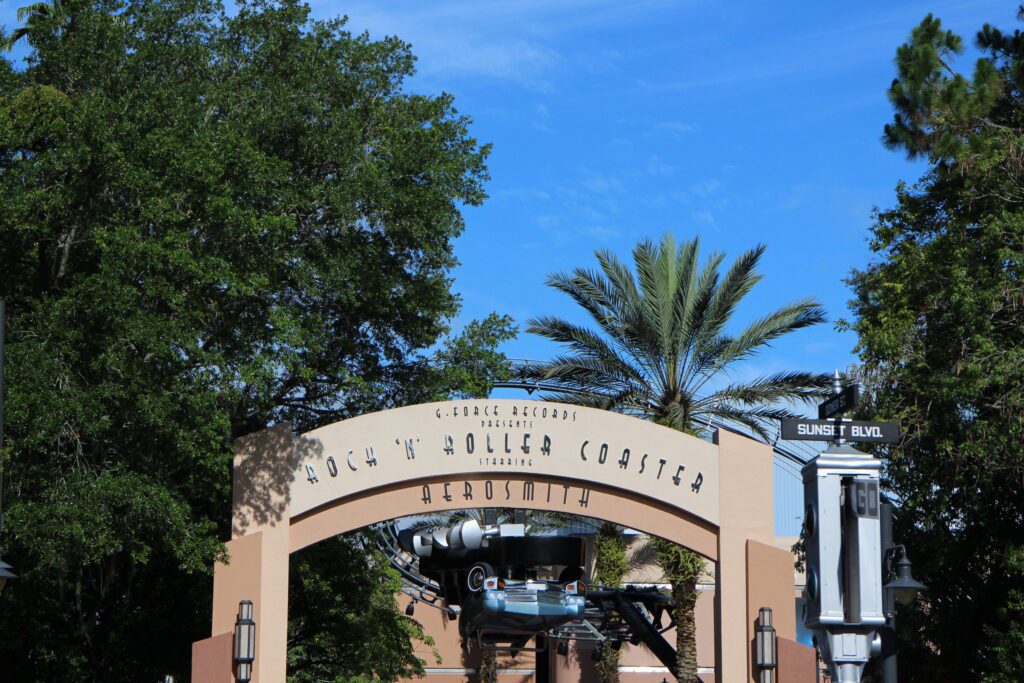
xmin=0 ymin=301 xmax=15 ymax=596
xmin=884 ymin=546 xmax=926 ymax=605
xmin=755 ymin=606 xmax=778 ymax=683
xmin=233 ymin=600 xmax=256 ymax=683
xmin=879 ymin=500 xmax=926 ymax=683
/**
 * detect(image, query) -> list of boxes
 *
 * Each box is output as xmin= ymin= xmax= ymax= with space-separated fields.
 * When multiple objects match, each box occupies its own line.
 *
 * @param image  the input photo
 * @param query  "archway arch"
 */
xmin=289 ymin=474 xmax=719 ymax=559
xmin=193 ymin=400 xmax=796 ymax=683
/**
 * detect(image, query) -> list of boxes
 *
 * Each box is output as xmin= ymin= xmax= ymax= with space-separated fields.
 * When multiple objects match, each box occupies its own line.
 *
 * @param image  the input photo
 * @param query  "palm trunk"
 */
xmin=650 ymin=537 xmax=704 ymax=682
xmin=671 ymin=577 xmax=699 ymax=681
xmin=593 ymin=523 xmax=628 ymax=683
xmin=595 ymin=646 xmax=621 ymax=683
xmin=479 ymin=647 xmax=497 ymax=683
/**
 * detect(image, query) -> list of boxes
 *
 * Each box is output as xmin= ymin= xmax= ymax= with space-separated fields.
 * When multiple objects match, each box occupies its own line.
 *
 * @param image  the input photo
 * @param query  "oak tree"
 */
xmin=848 ymin=9 xmax=1024 ymax=681
xmin=0 ymin=0 xmax=512 ymax=679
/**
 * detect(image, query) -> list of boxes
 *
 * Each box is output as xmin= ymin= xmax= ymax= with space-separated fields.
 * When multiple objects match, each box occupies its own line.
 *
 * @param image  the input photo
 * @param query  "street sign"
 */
xmin=781 ymin=418 xmax=900 ymax=444
xmin=818 ymin=384 xmax=859 ymax=419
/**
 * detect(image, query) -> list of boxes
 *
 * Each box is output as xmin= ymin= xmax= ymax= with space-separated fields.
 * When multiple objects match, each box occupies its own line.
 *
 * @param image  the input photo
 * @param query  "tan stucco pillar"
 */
xmin=206 ymin=423 xmax=295 ymax=683
xmin=746 ymin=540 xmax=798 ymax=683
xmin=191 ymin=632 xmax=234 ymax=683
xmin=713 ymin=429 xmax=775 ymax=683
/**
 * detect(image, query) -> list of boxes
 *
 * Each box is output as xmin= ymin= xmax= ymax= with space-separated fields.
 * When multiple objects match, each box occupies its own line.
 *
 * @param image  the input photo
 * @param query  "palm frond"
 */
xmin=0 ymin=27 xmax=30 ymax=51
xmin=531 ymin=236 xmax=826 ymax=444
xmin=631 ymin=236 xmax=693 ymax=389
xmin=667 ymin=236 xmax=700 ymax=356
xmin=529 ymin=390 xmax=620 ymax=408
xmin=696 ymin=403 xmax=799 ymax=442
xmin=526 ymin=315 xmax=622 ymax=359
xmin=401 ymin=510 xmax=483 ymax=534
xmin=694 ymin=371 xmax=832 ymax=408
xmin=632 ymin=238 xmax=671 ymax=349
xmin=712 ymin=299 xmax=827 ymax=370
xmin=697 ymin=244 xmax=764 ymax=346
xmin=526 ymin=354 xmax=643 ymax=392
xmin=524 ymin=317 xmax=647 ymax=388
xmin=595 ymin=248 xmax=662 ymax=363
xmin=676 ymin=254 xmax=723 ymax=386
xmin=532 ymin=384 xmax=651 ymax=414
xmin=16 ymin=2 xmax=54 ymax=22
xmin=626 ymin=537 xmax=661 ymax=570
xmin=525 ymin=511 xmax=602 ymax=535
xmin=594 ymin=249 xmax=640 ymax=312
xmin=545 ymin=269 xmax=622 ymax=341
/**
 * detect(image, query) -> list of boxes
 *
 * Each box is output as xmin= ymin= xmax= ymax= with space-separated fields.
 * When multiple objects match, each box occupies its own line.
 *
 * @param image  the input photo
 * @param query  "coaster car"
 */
xmin=458 ymin=576 xmax=588 ymax=640
xmin=394 ymin=519 xmax=682 ymax=678
xmin=401 ymin=520 xmax=587 ymax=608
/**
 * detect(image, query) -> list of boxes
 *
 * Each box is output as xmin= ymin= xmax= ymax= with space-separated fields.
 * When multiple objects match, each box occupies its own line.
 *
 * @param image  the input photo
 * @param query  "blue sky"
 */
xmin=1 ymin=0 xmax=1015 ymax=409
xmin=323 ymin=0 xmax=1016 ymax=407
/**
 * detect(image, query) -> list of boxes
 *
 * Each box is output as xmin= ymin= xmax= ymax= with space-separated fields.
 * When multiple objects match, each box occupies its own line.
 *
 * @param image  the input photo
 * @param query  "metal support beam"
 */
xmin=535 ymin=634 xmax=550 ymax=683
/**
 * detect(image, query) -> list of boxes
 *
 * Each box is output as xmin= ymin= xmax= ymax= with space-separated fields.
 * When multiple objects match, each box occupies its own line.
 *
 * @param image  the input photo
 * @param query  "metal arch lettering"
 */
xmin=288 ymin=399 xmax=722 ymax=528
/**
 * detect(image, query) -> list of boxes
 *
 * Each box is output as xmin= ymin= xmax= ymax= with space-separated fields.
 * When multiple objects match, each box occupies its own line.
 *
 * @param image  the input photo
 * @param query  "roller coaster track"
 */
xmin=366 ymin=521 xmax=457 ymax=616
xmin=494 ymin=358 xmax=822 ymax=473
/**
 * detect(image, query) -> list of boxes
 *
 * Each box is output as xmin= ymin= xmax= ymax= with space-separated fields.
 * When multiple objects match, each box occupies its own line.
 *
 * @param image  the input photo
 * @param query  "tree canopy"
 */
xmin=847 ymin=8 xmax=1024 ymax=681
xmin=0 ymin=0 xmax=512 ymax=679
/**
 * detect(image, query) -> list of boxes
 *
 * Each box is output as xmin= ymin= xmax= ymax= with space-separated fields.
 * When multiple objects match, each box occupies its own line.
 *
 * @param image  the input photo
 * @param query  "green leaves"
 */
xmin=8 ymin=468 xmax=222 ymax=572
xmin=525 ymin=233 xmax=829 ymax=434
xmin=847 ymin=8 xmax=1024 ymax=680
xmin=885 ymin=12 xmax=1021 ymax=161
xmin=287 ymin=538 xmax=434 ymax=683
xmin=0 ymin=0 xmax=504 ymax=679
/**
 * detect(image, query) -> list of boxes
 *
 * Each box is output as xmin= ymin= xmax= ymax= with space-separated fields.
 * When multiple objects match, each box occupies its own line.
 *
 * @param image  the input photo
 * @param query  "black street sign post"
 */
xmin=818 ymin=384 xmax=859 ymax=420
xmin=799 ymin=370 xmax=906 ymax=683
xmin=781 ymin=418 xmax=900 ymax=444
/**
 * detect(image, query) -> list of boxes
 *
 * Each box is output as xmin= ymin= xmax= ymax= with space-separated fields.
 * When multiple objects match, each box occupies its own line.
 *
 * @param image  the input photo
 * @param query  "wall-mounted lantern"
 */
xmin=755 ymin=606 xmax=778 ymax=683
xmin=233 ymin=600 xmax=256 ymax=682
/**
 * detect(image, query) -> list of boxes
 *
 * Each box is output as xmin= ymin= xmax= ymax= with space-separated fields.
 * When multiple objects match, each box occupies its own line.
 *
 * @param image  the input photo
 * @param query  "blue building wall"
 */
xmin=774 ymin=453 xmax=806 ymax=537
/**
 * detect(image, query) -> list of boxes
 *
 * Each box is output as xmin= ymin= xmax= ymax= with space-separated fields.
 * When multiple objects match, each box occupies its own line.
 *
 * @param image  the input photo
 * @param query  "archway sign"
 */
xmin=191 ymin=399 xmax=799 ymax=683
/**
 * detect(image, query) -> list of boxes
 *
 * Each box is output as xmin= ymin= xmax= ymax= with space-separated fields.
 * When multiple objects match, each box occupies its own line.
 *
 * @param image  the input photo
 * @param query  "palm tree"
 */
xmin=591 ymin=522 xmax=630 ymax=683
xmin=0 ymin=0 xmax=72 ymax=52
xmin=525 ymin=233 xmax=830 ymax=681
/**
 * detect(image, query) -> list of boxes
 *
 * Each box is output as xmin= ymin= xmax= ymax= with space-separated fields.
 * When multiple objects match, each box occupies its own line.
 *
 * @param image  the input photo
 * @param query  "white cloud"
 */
xmin=631 ymin=0 xmax=1012 ymax=94
xmin=690 ymin=179 xmax=721 ymax=197
xmin=652 ymin=120 xmax=699 ymax=137
xmin=325 ymin=0 xmax=687 ymax=87
xmin=691 ymin=210 xmax=718 ymax=232
xmin=769 ymin=183 xmax=817 ymax=212
xmin=579 ymin=224 xmax=622 ymax=241
xmin=646 ymin=155 xmax=675 ymax=177
xmin=578 ymin=170 xmax=626 ymax=195
xmin=493 ymin=188 xmax=552 ymax=202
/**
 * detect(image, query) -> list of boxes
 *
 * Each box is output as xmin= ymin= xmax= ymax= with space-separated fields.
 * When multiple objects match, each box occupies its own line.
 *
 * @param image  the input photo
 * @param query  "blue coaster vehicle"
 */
xmin=394 ymin=519 xmax=680 ymax=677
xmin=460 ymin=575 xmax=588 ymax=641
